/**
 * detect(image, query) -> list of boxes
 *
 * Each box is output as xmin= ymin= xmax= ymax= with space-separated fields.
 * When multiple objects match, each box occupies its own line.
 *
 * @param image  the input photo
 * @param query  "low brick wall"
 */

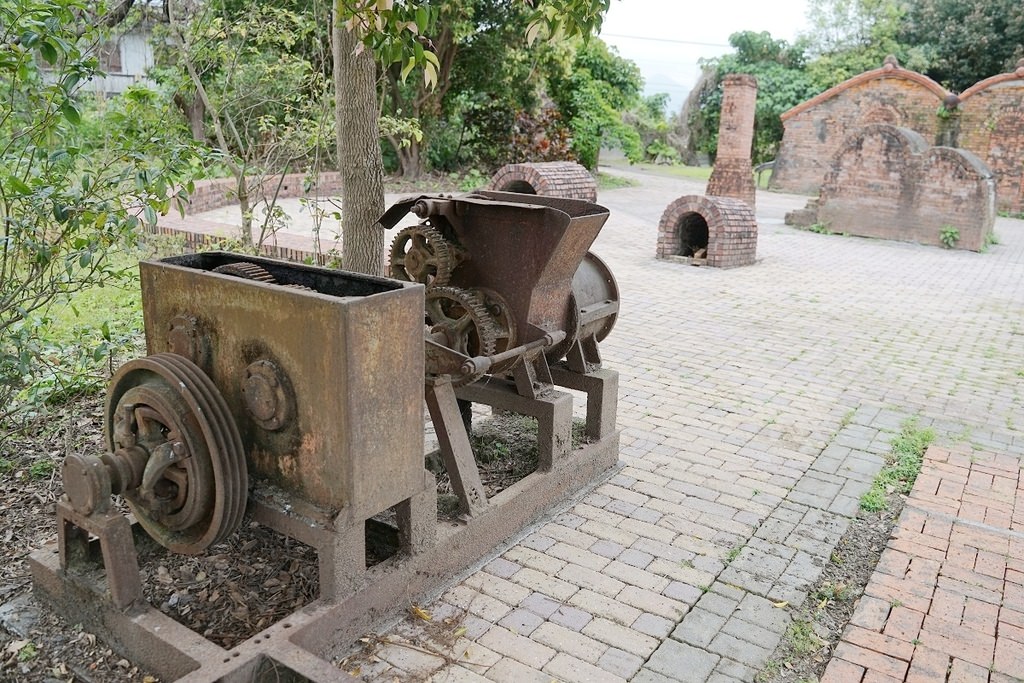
xmin=150 ymin=172 xmax=345 ymax=264
xmin=656 ymin=195 xmax=758 ymax=268
xmin=487 ymin=162 xmax=598 ymax=202
xmin=185 ymin=172 xmax=344 ymax=214
xmin=818 ymin=124 xmax=996 ymax=251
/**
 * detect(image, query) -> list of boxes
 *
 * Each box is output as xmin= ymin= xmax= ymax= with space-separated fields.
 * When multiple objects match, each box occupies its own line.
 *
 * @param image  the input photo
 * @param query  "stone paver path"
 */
xmin=171 ymin=168 xmax=1024 ymax=682
xmin=336 ymin=168 xmax=1024 ymax=683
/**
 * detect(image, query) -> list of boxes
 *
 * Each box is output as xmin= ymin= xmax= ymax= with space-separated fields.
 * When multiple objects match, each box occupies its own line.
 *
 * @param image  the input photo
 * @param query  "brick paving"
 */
xmin=193 ymin=169 xmax=1024 ymax=681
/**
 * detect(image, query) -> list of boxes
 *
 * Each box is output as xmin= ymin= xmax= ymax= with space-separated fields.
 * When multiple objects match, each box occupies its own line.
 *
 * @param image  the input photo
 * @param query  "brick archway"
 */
xmin=487 ymin=162 xmax=598 ymax=202
xmin=656 ymin=195 xmax=758 ymax=268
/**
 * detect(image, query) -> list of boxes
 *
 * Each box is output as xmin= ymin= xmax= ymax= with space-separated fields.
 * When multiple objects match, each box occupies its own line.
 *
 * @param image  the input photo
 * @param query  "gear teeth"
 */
xmin=425 ymin=286 xmax=502 ymax=385
xmin=389 ymin=222 xmax=455 ymax=288
xmin=212 ymin=262 xmax=277 ymax=283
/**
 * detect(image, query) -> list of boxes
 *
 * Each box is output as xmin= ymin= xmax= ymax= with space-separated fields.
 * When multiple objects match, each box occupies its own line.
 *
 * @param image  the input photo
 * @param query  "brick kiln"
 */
xmin=656 ymin=194 xmax=758 ymax=268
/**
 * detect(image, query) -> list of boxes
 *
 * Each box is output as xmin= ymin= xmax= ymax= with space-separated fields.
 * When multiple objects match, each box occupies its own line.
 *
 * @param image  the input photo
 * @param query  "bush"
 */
xmin=0 ymin=1 xmax=202 ymax=430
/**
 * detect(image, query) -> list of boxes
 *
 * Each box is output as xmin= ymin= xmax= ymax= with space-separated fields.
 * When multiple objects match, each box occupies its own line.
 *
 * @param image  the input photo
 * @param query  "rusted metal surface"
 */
xmin=381 ymin=190 xmax=618 ymax=386
xmin=140 ymin=253 xmax=425 ymax=520
xmin=34 ymin=195 xmax=624 ymax=682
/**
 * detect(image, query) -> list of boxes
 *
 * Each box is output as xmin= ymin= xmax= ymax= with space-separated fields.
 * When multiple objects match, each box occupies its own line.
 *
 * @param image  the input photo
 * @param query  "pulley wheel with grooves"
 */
xmin=104 ymin=353 xmax=247 ymax=554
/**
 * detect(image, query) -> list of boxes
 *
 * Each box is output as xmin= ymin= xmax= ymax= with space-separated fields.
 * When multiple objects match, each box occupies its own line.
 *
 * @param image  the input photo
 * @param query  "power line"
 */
xmin=601 ymin=33 xmax=731 ymax=49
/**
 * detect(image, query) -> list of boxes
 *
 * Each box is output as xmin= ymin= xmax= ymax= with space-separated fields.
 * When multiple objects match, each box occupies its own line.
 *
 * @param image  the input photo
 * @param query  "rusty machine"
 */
xmin=31 ymin=191 xmax=620 ymax=682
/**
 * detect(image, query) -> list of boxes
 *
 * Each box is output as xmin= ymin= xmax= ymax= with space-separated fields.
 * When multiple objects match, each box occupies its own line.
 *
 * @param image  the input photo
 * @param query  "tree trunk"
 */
xmin=333 ymin=6 xmax=386 ymax=276
xmin=186 ymin=96 xmax=205 ymax=141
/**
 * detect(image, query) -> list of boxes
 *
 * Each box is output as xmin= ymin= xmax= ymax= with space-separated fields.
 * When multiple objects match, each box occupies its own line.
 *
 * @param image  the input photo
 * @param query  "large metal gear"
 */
xmin=390 ymin=222 xmax=456 ymax=288
xmin=425 ymin=287 xmax=500 ymax=385
xmin=103 ymin=353 xmax=248 ymax=554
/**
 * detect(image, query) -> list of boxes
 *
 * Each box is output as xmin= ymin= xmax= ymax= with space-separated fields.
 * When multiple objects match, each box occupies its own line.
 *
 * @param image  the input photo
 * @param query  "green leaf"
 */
xmin=7 ymin=176 xmax=31 ymax=195
xmin=79 ymin=250 xmax=91 ymax=267
xmin=526 ymin=20 xmax=542 ymax=46
xmin=39 ymin=41 xmax=58 ymax=65
xmin=60 ymin=100 xmax=81 ymax=125
xmin=415 ymin=6 xmax=428 ymax=33
xmin=400 ymin=56 xmax=415 ymax=82
xmin=143 ymin=205 xmax=157 ymax=226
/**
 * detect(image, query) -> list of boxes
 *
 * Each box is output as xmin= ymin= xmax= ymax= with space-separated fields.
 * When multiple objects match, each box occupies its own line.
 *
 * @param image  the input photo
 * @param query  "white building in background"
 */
xmin=89 ymin=22 xmax=156 ymax=95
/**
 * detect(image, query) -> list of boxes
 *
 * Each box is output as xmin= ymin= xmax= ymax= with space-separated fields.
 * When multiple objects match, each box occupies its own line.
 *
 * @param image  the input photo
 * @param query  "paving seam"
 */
xmin=636 ymin=405 xmax=905 ymax=682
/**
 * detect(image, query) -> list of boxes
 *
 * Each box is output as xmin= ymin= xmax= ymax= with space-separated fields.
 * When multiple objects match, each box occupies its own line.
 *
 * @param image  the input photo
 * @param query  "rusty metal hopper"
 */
xmin=381 ymin=191 xmax=609 ymax=347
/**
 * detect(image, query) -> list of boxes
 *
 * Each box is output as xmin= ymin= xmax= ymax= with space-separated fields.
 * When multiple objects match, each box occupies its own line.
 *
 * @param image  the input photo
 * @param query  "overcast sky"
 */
xmin=599 ymin=0 xmax=810 ymax=114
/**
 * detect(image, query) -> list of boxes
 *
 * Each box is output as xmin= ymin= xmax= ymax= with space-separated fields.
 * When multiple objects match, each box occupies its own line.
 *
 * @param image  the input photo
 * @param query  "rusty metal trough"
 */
xmin=30 ymin=192 xmax=621 ymax=682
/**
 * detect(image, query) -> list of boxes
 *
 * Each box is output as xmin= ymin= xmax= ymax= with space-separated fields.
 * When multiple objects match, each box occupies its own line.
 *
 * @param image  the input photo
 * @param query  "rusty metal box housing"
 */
xmin=139 ymin=252 xmax=425 ymax=522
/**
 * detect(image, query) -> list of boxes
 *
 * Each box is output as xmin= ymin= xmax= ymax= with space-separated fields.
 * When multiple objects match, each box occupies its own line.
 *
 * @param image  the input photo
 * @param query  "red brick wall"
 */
xmin=957 ymin=61 xmax=1024 ymax=213
xmin=150 ymin=171 xmax=345 ymax=265
xmin=773 ymin=59 xmax=1024 ymax=212
xmin=487 ymin=162 xmax=598 ymax=203
xmin=707 ymin=74 xmax=758 ymax=209
xmin=185 ymin=172 xmax=344 ymax=214
xmin=656 ymin=194 xmax=757 ymax=268
xmin=818 ymin=125 xmax=995 ymax=251
xmin=771 ymin=62 xmax=947 ymax=195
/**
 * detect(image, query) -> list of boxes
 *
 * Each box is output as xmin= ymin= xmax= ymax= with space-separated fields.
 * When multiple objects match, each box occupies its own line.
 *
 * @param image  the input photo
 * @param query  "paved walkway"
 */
xmin=202 ymin=169 xmax=1024 ymax=682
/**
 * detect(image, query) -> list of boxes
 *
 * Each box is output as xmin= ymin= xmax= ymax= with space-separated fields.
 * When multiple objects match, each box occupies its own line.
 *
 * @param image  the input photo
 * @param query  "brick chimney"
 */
xmin=706 ymin=73 xmax=758 ymax=209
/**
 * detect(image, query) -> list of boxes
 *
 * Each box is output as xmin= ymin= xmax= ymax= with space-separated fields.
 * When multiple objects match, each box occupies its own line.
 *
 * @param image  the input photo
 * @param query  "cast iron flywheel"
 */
xmin=103 ymin=353 xmax=248 ymax=554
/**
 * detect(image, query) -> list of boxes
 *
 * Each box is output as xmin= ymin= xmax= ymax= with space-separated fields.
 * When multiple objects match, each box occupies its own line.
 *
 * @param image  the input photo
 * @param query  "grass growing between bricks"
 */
xmin=859 ymin=418 xmax=935 ymax=512
xmin=758 ymin=417 xmax=937 ymax=683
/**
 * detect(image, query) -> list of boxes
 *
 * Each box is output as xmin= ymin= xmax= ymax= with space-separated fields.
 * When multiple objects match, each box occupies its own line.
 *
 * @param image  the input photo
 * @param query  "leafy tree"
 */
xmin=899 ymin=0 xmax=1024 ymax=92
xmin=801 ymin=0 xmax=930 ymax=90
xmin=624 ymin=93 xmax=681 ymax=164
xmin=419 ymin=0 xmax=540 ymax=174
xmin=160 ymin=0 xmax=333 ymax=248
xmin=688 ymin=31 xmax=817 ymax=164
xmin=334 ymin=0 xmax=612 ymax=275
xmin=547 ymin=38 xmax=644 ymax=168
xmin=1 ymin=0 xmax=200 ymax=424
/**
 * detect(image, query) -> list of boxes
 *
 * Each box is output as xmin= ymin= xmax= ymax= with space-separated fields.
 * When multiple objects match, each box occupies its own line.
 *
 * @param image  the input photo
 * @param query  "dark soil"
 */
xmin=0 ymin=382 xmax=582 ymax=681
xmin=757 ymin=494 xmax=905 ymax=682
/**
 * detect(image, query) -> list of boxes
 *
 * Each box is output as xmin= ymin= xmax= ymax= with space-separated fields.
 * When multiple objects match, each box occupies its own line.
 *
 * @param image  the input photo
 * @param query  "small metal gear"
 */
xmin=390 ymin=222 xmax=456 ymax=288
xmin=212 ymin=262 xmax=278 ymax=283
xmin=425 ymin=286 xmax=500 ymax=385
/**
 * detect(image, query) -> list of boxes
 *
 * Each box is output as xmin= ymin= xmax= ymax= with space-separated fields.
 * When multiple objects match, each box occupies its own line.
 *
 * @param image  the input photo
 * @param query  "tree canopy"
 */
xmin=899 ymin=0 xmax=1024 ymax=92
xmin=687 ymin=31 xmax=817 ymax=164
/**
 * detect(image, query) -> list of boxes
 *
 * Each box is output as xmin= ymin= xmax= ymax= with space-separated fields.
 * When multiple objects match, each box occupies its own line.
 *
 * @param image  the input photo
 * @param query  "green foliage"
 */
xmin=900 ymin=0 xmax=1024 ymax=92
xmin=16 ymin=641 xmax=37 ymax=662
xmin=860 ymin=418 xmax=935 ymax=512
xmin=785 ymin=619 xmax=825 ymax=656
xmin=0 ymin=0 xmax=202 ymax=427
xmin=29 ymin=459 xmax=55 ymax=479
xmin=547 ymin=38 xmax=644 ymax=168
xmin=156 ymin=4 xmax=332 ymax=171
xmin=689 ymin=31 xmax=817 ymax=164
xmin=801 ymin=0 xmax=930 ymax=90
xmin=456 ymin=168 xmax=488 ymax=191
xmin=595 ymin=172 xmax=638 ymax=190
xmin=939 ymin=226 xmax=960 ymax=248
